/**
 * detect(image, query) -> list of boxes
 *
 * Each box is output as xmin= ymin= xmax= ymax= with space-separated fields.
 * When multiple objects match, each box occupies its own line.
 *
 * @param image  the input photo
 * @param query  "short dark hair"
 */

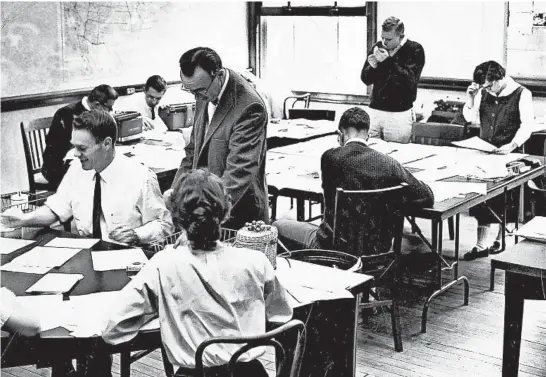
xmin=473 ymin=60 xmax=506 ymax=85
xmin=339 ymin=107 xmax=371 ymax=132
xmin=179 ymin=47 xmax=223 ymax=77
xmin=382 ymin=16 xmax=405 ymax=35
xmin=145 ymin=75 xmax=167 ymax=93
xmin=169 ymin=169 xmax=231 ymax=251
xmin=73 ymin=109 xmax=117 ymax=143
xmin=88 ymin=84 xmax=119 ymax=104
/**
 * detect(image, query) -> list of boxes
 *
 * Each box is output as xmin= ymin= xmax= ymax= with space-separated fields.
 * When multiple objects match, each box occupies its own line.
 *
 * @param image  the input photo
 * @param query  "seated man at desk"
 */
xmin=103 ymin=169 xmax=292 ymax=377
xmin=42 ymin=84 xmax=119 ymax=190
xmin=462 ymin=60 xmax=536 ymax=260
xmin=1 ymin=287 xmax=41 ymax=337
xmin=2 ymin=109 xmax=174 ymax=246
xmin=274 ymin=107 xmax=434 ymax=255
xmin=118 ymin=75 xmax=169 ymax=133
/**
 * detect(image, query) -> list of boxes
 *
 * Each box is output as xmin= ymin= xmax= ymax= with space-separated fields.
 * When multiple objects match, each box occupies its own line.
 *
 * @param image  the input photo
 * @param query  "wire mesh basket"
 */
xmin=1 ymin=191 xmax=52 ymax=213
xmin=147 ymin=227 xmax=238 ymax=254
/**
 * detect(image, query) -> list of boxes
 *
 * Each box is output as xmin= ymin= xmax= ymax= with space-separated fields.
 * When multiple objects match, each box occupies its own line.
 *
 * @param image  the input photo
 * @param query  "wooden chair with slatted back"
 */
xmin=332 ymin=184 xmax=406 ymax=352
xmin=20 ymin=117 xmax=54 ymax=192
xmin=411 ymin=122 xmax=468 ymax=240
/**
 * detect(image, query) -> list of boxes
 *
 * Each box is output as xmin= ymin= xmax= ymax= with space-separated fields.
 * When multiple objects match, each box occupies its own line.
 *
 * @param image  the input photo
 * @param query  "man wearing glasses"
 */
xmin=42 ymin=84 xmax=118 ymax=190
xmin=164 ymin=47 xmax=269 ymax=230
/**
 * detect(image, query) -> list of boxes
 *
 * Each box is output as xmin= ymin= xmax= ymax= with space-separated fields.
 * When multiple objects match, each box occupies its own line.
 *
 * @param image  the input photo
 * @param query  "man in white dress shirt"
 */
xmin=122 ymin=75 xmax=169 ymax=133
xmin=1 ymin=109 xmax=174 ymax=246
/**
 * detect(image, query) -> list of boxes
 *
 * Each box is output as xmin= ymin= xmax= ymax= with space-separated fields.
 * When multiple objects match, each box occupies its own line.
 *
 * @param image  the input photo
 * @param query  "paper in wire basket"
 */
xmin=233 ymin=221 xmax=278 ymax=269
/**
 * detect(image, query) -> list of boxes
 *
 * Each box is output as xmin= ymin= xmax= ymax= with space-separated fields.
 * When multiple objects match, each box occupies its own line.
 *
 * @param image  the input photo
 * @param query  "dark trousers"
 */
xmin=51 ymin=352 xmax=112 ymax=377
xmin=174 ymin=359 xmax=268 ymax=377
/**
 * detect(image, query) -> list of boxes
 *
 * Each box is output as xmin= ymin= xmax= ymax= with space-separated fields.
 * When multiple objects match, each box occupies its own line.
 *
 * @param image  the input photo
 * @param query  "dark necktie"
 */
xmin=151 ymin=106 xmax=156 ymax=120
xmin=93 ymin=173 xmax=102 ymax=239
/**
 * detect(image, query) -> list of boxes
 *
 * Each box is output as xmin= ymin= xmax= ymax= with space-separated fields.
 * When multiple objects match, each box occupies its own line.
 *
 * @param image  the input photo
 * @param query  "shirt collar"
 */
xmin=212 ymin=69 xmax=229 ymax=107
xmin=496 ymin=76 xmax=520 ymax=97
xmin=96 ymin=152 xmax=120 ymax=184
xmin=390 ymin=36 xmax=407 ymax=56
xmin=345 ymin=137 xmax=368 ymax=146
xmin=82 ymin=96 xmax=92 ymax=111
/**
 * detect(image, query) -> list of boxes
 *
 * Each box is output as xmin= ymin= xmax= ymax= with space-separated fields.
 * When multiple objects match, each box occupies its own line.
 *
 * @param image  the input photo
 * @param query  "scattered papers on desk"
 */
xmin=0 ymin=246 xmax=81 ymax=274
xmin=0 ymin=224 xmax=16 ymax=232
xmin=452 ymin=137 xmax=496 ymax=153
xmin=0 ymin=237 xmax=35 ymax=254
xmin=91 ymin=248 xmax=148 ymax=271
xmin=44 ymin=237 xmax=100 ymax=249
xmin=26 ymin=273 xmax=84 ymax=294
xmin=268 ymin=119 xmax=336 ymax=139
xmin=65 ymin=291 xmax=121 ymax=337
xmin=413 ymin=166 xmax=459 ymax=182
xmin=514 ymin=216 xmax=546 ymax=242
xmin=14 ymin=294 xmax=65 ymax=332
xmin=428 ymin=182 xmax=487 ymax=203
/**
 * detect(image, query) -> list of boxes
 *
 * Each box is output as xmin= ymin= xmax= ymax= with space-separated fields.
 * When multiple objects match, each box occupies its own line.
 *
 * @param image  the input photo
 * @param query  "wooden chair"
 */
xmin=159 ymin=319 xmax=306 ymax=377
xmin=283 ymin=93 xmax=311 ymax=119
xmin=411 ymin=122 xmax=468 ymax=240
xmin=20 ymin=118 xmax=53 ymax=192
xmin=332 ymin=184 xmax=406 ymax=352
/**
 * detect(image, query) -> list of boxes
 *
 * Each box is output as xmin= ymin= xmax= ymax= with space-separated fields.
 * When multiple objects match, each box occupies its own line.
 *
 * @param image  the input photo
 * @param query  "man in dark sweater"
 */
xmin=274 ymin=107 xmax=434 ymax=256
xmin=361 ymin=16 xmax=425 ymax=143
xmin=42 ymin=84 xmax=118 ymax=189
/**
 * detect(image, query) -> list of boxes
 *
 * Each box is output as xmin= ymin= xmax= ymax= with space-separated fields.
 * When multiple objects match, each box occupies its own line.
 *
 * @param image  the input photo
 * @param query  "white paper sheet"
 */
xmin=26 ymin=273 xmax=84 ymax=294
xmin=451 ymin=137 xmax=496 ymax=153
xmin=44 ymin=237 xmax=100 ymax=249
xmin=0 ymin=246 xmax=81 ymax=273
xmin=514 ymin=216 xmax=546 ymax=242
xmin=14 ymin=294 xmax=65 ymax=332
xmin=0 ymin=237 xmax=35 ymax=254
xmin=64 ymin=291 xmax=122 ymax=337
xmin=91 ymin=248 xmax=148 ymax=271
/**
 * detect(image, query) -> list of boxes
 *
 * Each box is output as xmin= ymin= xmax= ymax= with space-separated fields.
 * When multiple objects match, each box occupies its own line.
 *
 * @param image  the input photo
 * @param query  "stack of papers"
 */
xmin=514 ymin=217 xmax=546 ymax=242
xmin=91 ymin=248 xmax=148 ymax=271
xmin=452 ymin=137 xmax=496 ymax=153
xmin=427 ymin=182 xmax=487 ymax=203
xmin=26 ymin=273 xmax=84 ymax=294
xmin=0 ymin=246 xmax=81 ymax=274
xmin=44 ymin=237 xmax=100 ymax=249
xmin=0 ymin=237 xmax=35 ymax=255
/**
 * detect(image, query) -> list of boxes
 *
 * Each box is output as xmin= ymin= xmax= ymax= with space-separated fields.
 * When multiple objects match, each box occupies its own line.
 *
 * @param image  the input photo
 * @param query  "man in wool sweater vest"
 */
xmin=361 ymin=16 xmax=425 ymax=143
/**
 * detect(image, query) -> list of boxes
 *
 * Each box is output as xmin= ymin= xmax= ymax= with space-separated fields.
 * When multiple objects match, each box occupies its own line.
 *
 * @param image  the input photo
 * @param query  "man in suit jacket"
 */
xmin=164 ymin=47 xmax=269 ymax=230
xmin=274 ymin=107 xmax=434 ymax=256
xmin=42 ymin=84 xmax=118 ymax=189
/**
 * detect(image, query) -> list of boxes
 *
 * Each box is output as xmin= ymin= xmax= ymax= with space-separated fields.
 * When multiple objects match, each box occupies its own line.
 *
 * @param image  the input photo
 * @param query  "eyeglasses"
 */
xmin=98 ymin=102 xmax=113 ymax=112
xmin=180 ymin=74 xmax=217 ymax=99
xmin=145 ymin=92 xmax=163 ymax=102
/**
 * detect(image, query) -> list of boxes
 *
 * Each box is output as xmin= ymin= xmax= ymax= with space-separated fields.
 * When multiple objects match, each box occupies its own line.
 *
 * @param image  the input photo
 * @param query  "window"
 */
xmin=258 ymin=2 xmax=369 ymax=96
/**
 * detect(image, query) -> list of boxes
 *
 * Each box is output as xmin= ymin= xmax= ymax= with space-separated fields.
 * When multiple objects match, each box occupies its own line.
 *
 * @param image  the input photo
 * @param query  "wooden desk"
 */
xmin=1 ymin=229 xmax=372 ymax=377
xmin=490 ymin=240 xmax=546 ymax=377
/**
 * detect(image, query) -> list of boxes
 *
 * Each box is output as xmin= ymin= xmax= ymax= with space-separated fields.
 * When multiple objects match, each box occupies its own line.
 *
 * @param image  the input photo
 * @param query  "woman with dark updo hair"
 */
xmin=103 ymin=169 xmax=292 ymax=377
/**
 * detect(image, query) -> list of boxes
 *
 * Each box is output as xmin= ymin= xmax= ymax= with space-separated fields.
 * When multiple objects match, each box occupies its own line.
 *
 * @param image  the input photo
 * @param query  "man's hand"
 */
xmin=367 ymin=54 xmax=379 ymax=68
xmin=142 ymin=117 xmax=155 ymax=131
xmin=1 ymin=207 xmax=25 ymax=229
xmin=492 ymin=142 xmax=517 ymax=155
xmin=109 ymin=226 xmax=139 ymax=245
xmin=374 ymin=48 xmax=389 ymax=63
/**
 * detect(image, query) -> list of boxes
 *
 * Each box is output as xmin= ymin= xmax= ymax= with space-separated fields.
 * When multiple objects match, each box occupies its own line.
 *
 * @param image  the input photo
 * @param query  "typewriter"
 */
xmin=113 ymin=111 xmax=143 ymax=143
xmin=158 ymin=103 xmax=195 ymax=130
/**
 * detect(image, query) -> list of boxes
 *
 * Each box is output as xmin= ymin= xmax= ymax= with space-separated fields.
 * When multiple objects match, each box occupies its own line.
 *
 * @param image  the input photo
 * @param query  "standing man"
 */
xmin=164 ymin=47 xmax=269 ymax=230
xmin=361 ymin=16 xmax=425 ymax=143
xmin=119 ymin=75 xmax=169 ymax=133
xmin=42 ymin=84 xmax=118 ymax=189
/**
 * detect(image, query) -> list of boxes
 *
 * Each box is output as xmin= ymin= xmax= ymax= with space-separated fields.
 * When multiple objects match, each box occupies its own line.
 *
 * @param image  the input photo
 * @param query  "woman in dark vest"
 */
xmin=462 ymin=60 xmax=536 ymax=261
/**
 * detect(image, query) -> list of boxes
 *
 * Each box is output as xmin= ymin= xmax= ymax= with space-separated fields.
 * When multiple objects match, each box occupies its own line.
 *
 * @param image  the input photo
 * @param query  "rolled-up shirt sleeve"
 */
xmin=45 ymin=165 xmax=76 ymax=222
xmin=511 ymin=88 xmax=535 ymax=147
xmin=463 ymin=90 xmax=482 ymax=124
xmin=132 ymin=171 xmax=174 ymax=244
xmin=263 ymin=261 xmax=293 ymax=324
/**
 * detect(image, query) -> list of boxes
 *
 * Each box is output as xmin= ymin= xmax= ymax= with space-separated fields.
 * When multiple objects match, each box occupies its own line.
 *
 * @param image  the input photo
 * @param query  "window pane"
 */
xmin=260 ymin=16 xmax=367 ymax=95
xmin=506 ymin=2 xmax=546 ymax=79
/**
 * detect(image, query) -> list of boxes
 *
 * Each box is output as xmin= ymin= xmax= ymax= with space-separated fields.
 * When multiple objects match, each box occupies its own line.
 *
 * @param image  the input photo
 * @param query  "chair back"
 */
xmin=20 ymin=118 xmax=52 ymax=187
xmin=411 ymin=122 xmax=466 ymax=146
xmin=195 ymin=319 xmax=306 ymax=377
xmin=333 ymin=184 xmax=406 ymax=258
xmin=283 ymin=93 xmax=311 ymax=119
xmin=278 ymin=249 xmax=362 ymax=272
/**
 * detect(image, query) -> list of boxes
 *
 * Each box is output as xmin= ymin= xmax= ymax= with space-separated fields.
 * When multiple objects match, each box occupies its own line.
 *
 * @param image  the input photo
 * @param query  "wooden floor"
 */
xmin=3 ymin=205 xmax=546 ymax=377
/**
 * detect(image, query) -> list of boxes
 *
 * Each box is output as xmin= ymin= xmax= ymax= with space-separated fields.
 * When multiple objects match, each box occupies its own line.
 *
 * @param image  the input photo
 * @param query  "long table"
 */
xmin=1 ymin=229 xmax=372 ymax=377
xmin=264 ymin=136 xmax=546 ymax=333
xmin=490 ymin=240 xmax=546 ymax=377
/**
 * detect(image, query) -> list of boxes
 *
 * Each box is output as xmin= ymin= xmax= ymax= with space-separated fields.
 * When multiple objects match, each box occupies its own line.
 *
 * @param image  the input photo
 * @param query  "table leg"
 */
xmin=502 ymin=271 xmax=525 ymax=377
xmin=296 ymin=199 xmax=305 ymax=222
xmin=120 ymin=352 xmax=131 ymax=377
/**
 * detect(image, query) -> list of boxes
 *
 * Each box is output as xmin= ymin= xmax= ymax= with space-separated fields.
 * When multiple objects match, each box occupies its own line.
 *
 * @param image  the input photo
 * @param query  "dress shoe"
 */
xmin=463 ymin=247 xmax=489 ymax=261
xmin=487 ymin=241 xmax=503 ymax=255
